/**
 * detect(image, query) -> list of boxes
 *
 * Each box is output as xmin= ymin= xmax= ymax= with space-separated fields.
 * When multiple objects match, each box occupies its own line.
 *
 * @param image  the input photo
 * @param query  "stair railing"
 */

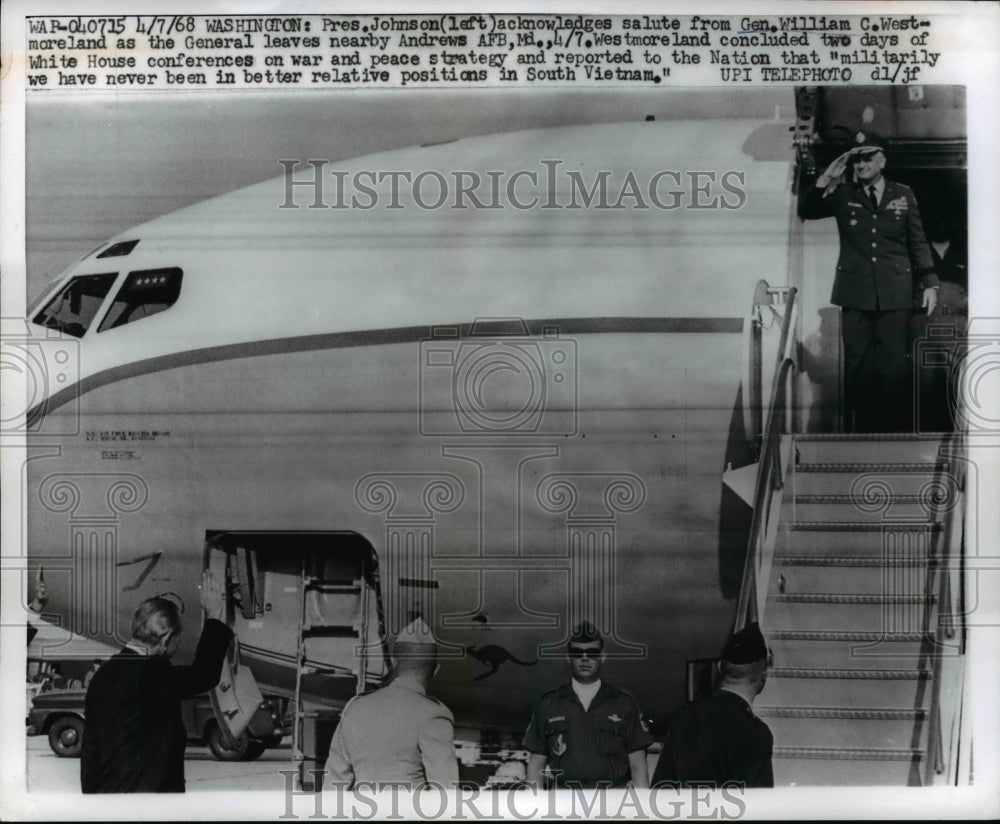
xmin=735 ymin=283 xmax=799 ymax=631
xmin=925 ymin=351 xmax=971 ymax=785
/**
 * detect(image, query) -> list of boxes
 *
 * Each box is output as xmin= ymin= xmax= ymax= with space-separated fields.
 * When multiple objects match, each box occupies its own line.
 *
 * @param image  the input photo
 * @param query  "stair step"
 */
xmin=773 ymin=747 xmax=925 ymax=786
xmin=759 ymin=705 xmax=927 ymax=720
xmin=764 ymin=669 xmax=932 ymax=707
xmin=761 ymin=708 xmax=927 ymax=749
xmin=790 ymin=521 xmax=941 ymax=532
xmin=796 ymin=462 xmax=947 ymax=473
xmin=790 ymin=498 xmax=935 ymax=522
xmin=793 ymin=469 xmax=950 ymax=496
xmin=770 ymin=667 xmax=931 ymax=678
xmin=794 ymin=435 xmax=943 ymax=464
xmin=768 ymin=633 xmax=931 ymax=669
xmin=782 ymin=525 xmax=942 ymax=555
xmin=771 ymin=558 xmax=928 ymax=595
xmin=767 ymin=593 xmax=934 ymax=633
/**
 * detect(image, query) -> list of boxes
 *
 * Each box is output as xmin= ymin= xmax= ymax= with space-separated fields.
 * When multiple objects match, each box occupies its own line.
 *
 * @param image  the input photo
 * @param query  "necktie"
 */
xmin=868 ymin=185 xmax=879 ymax=210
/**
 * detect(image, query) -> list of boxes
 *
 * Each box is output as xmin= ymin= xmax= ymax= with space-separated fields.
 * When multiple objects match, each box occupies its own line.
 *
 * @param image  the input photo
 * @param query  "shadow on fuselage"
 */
xmin=717 ymin=383 xmax=755 ymax=601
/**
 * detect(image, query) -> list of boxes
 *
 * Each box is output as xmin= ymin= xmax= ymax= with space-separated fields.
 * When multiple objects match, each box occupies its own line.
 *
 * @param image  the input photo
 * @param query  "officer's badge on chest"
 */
xmin=886 ymin=196 xmax=908 ymax=217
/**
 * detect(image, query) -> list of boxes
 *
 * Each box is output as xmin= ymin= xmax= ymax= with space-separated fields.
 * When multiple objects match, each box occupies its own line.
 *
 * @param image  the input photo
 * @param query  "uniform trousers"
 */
xmin=841 ymin=308 xmax=913 ymax=433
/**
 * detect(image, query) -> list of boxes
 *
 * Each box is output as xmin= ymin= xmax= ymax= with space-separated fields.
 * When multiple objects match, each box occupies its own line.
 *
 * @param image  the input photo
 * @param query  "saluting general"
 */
xmin=324 ymin=618 xmax=458 ymax=789
xmin=800 ymin=130 xmax=938 ymax=433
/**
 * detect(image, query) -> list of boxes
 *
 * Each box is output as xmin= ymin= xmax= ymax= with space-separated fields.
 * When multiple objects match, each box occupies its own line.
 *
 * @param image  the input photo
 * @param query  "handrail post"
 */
xmin=733 ymin=280 xmax=799 ymax=635
xmin=923 ymin=357 xmax=969 ymax=784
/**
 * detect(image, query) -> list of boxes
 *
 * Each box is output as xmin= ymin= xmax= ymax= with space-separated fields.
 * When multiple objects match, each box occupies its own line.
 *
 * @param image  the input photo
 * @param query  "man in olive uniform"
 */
xmin=523 ymin=622 xmax=653 ymax=789
xmin=651 ymin=622 xmax=773 ymax=788
xmin=800 ymin=131 xmax=939 ymax=432
xmin=324 ymin=618 xmax=458 ymax=789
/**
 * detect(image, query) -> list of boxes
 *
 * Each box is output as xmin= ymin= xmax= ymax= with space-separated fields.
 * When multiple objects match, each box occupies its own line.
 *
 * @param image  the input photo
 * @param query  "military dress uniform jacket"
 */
xmin=80 ymin=618 xmax=232 ymax=793
xmin=324 ymin=680 xmax=459 ymax=788
xmin=651 ymin=689 xmax=773 ymax=789
xmin=800 ymin=179 xmax=938 ymax=311
xmin=522 ymin=681 xmax=654 ymax=788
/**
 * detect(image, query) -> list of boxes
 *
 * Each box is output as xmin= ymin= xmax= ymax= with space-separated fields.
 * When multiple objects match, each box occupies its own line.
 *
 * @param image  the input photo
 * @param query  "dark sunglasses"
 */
xmin=568 ymin=646 xmax=602 ymax=659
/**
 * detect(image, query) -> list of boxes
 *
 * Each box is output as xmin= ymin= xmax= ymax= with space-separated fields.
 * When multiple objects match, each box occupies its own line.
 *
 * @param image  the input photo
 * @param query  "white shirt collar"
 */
xmin=571 ymin=678 xmax=602 ymax=711
xmin=865 ymin=177 xmax=886 ymax=202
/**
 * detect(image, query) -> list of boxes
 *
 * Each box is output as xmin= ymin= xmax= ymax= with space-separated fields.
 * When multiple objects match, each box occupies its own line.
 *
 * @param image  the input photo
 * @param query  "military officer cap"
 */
xmin=722 ymin=622 xmax=768 ymax=664
xmin=850 ymin=130 xmax=888 ymax=157
xmin=391 ymin=617 xmax=438 ymax=659
xmin=569 ymin=620 xmax=603 ymax=647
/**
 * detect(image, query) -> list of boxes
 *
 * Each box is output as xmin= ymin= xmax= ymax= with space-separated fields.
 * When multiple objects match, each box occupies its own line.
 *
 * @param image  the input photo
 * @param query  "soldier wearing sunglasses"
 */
xmin=523 ymin=622 xmax=653 ymax=789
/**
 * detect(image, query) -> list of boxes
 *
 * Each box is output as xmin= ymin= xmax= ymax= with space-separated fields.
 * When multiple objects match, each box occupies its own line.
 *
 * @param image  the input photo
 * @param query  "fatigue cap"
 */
xmin=850 ymin=130 xmax=888 ymax=157
xmin=391 ymin=617 xmax=438 ymax=660
xmin=569 ymin=620 xmax=603 ymax=647
xmin=722 ymin=622 xmax=768 ymax=664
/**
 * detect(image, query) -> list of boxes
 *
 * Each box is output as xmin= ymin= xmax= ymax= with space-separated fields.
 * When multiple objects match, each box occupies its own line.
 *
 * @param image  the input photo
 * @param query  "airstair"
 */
xmin=759 ymin=433 xmax=963 ymax=785
xmin=728 ymin=282 xmax=972 ymax=786
xmin=292 ymin=550 xmax=384 ymax=791
xmin=204 ymin=532 xmax=389 ymax=792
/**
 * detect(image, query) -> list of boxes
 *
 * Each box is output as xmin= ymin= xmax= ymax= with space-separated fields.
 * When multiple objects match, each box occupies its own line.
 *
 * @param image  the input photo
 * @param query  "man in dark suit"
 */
xmin=81 ymin=571 xmax=231 ymax=793
xmin=800 ymin=131 xmax=939 ymax=432
xmin=651 ymin=622 xmax=773 ymax=789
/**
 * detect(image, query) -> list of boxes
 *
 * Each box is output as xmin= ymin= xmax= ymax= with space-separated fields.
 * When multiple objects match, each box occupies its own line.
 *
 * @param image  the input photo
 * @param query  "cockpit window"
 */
xmin=96 ymin=239 xmax=140 ymax=258
xmin=97 ymin=268 xmax=183 ymax=332
xmin=32 ymin=273 xmax=118 ymax=338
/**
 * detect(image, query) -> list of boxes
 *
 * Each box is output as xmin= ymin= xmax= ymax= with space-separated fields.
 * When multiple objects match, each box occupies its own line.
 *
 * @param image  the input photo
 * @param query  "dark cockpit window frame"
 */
xmin=96 ymin=239 xmax=140 ymax=259
xmin=97 ymin=268 xmax=184 ymax=333
xmin=31 ymin=273 xmax=119 ymax=339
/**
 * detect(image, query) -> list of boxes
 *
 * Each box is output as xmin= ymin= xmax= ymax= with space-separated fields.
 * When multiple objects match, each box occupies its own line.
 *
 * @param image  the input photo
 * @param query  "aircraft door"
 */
xmin=206 ymin=547 xmax=282 ymax=748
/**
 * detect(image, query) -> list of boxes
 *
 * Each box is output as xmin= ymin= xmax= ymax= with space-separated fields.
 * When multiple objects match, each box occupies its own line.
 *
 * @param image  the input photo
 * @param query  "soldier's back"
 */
xmin=652 ymin=690 xmax=773 ymax=789
xmin=331 ymin=681 xmax=456 ymax=786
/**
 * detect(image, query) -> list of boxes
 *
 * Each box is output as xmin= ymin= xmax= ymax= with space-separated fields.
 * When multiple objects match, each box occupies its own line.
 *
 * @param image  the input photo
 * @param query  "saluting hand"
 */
xmin=817 ymin=151 xmax=852 ymax=189
xmin=199 ymin=569 xmax=226 ymax=622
